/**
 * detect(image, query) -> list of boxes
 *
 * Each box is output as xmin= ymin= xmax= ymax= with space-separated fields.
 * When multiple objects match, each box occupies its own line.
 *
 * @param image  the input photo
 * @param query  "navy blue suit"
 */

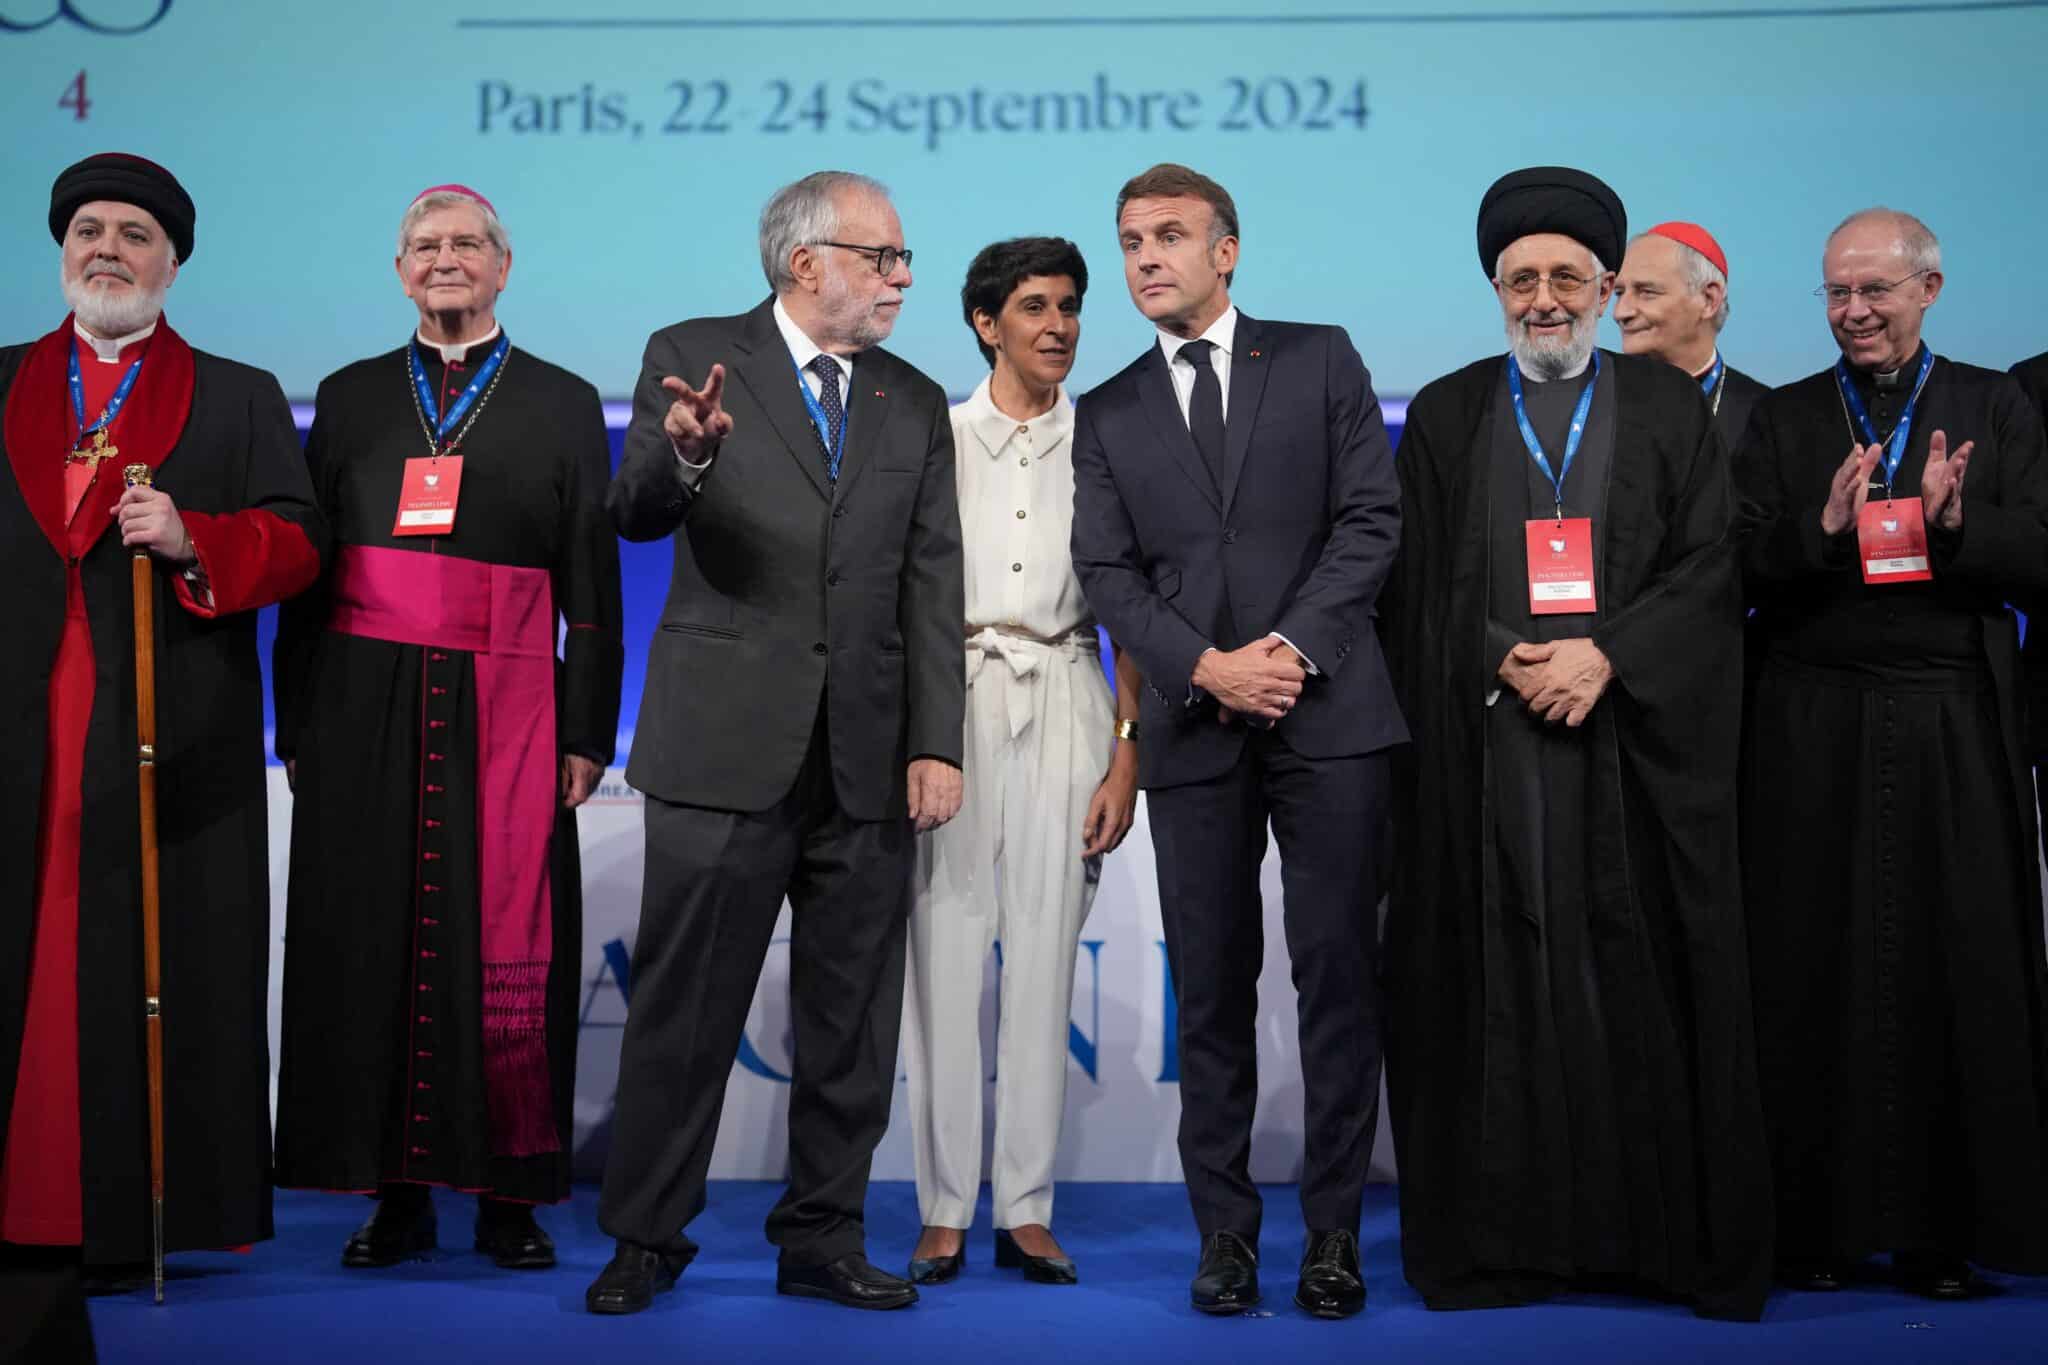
xmin=1071 ymin=311 xmax=1406 ymax=1244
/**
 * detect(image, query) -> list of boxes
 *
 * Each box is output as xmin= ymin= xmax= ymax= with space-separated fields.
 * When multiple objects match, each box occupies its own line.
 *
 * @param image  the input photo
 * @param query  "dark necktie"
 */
xmin=808 ymin=354 xmax=846 ymax=482
xmin=1179 ymin=338 xmax=1225 ymax=487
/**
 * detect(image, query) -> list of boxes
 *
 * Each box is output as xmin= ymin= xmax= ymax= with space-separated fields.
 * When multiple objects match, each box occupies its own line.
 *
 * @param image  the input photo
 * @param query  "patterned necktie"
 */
xmin=808 ymin=354 xmax=846 ymax=482
xmin=1179 ymin=338 xmax=1225 ymax=487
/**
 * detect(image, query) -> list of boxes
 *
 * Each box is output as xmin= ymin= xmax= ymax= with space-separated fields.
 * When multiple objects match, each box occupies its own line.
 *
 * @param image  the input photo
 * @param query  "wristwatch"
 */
xmin=1115 ymin=719 xmax=1140 ymax=742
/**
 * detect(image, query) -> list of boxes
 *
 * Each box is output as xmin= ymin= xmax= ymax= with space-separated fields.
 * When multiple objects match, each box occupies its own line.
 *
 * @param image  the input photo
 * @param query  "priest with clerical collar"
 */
xmin=0 ymin=154 xmax=325 ymax=1284
xmin=1613 ymin=221 xmax=1770 ymax=443
xmin=1382 ymin=165 xmax=1772 ymax=1321
xmin=1735 ymin=207 xmax=2048 ymax=1301
xmin=272 ymin=184 xmax=622 ymax=1273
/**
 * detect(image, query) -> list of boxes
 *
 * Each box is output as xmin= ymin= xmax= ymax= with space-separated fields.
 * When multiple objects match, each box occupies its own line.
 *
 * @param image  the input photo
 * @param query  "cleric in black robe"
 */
xmin=1382 ymin=167 xmax=1773 ymax=1322
xmin=2016 ymin=348 xmax=2048 ymax=769
xmin=1736 ymin=209 xmax=2048 ymax=1297
xmin=1613 ymin=221 xmax=1769 ymax=446
xmin=1 ymin=155 xmax=324 ymax=1278
xmin=272 ymin=185 xmax=622 ymax=1270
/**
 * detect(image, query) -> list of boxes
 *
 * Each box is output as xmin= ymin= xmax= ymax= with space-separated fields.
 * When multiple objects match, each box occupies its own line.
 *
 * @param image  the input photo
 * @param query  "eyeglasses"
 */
xmin=819 ymin=241 xmax=912 ymax=276
xmin=407 ymin=236 xmax=492 ymax=263
xmin=1814 ymin=269 xmax=1930 ymax=307
xmin=1497 ymin=269 xmax=1595 ymax=300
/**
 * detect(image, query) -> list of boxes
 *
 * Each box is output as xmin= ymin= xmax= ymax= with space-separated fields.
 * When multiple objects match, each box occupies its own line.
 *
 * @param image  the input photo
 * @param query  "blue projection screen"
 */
xmin=4 ymin=0 xmax=2045 ymax=756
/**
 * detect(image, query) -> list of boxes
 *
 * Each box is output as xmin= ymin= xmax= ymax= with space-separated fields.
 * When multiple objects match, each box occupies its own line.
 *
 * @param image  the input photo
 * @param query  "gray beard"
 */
xmin=63 ymin=271 xmax=165 ymax=339
xmin=1506 ymin=308 xmax=1598 ymax=381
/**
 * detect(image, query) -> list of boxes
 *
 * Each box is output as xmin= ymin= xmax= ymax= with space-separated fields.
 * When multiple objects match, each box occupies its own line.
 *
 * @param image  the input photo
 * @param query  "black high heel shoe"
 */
xmin=907 ymin=1237 xmax=965 ymax=1284
xmin=995 ymin=1227 xmax=1078 ymax=1285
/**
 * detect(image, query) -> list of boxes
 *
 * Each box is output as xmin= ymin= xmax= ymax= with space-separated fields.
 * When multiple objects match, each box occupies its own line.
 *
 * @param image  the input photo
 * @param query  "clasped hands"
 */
xmin=1497 ymin=637 xmax=1613 ymax=728
xmin=1819 ymin=429 xmax=1972 ymax=537
xmin=1193 ymin=637 xmax=1305 ymax=725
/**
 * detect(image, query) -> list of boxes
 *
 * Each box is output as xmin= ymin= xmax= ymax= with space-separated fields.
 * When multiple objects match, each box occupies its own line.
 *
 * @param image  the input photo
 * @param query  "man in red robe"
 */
xmin=0 ymin=154 xmax=324 ymax=1288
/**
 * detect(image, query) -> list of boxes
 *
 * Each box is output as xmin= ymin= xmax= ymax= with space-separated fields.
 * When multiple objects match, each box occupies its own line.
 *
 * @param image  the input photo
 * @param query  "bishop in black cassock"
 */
xmin=272 ymin=186 xmax=621 ymax=1270
xmin=1737 ymin=211 xmax=2048 ymax=1298
xmin=1383 ymin=167 xmax=1773 ymax=1322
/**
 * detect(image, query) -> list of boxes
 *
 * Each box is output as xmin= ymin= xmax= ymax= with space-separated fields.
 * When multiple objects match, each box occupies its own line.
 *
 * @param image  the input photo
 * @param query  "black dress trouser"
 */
xmin=597 ymin=711 xmax=912 ymax=1265
xmin=1144 ymin=730 xmax=1393 ymax=1247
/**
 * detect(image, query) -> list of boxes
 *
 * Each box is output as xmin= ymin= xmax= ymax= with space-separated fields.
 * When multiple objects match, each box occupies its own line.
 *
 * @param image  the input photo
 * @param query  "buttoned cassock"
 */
xmin=902 ymin=376 xmax=1114 ymax=1231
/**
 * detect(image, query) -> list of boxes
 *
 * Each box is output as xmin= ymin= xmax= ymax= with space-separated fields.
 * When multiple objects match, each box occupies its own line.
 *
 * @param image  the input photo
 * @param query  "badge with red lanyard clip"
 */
xmin=1837 ymin=348 xmax=1936 ymax=585
xmin=394 ymin=333 xmax=509 ymax=535
xmin=1508 ymin=352 xmax=1599 ymax=615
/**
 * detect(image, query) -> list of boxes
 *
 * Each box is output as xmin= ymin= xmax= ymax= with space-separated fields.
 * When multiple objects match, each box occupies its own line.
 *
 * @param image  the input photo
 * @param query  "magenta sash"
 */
xmin=326 ymin=544 xmax=559 ymax=1158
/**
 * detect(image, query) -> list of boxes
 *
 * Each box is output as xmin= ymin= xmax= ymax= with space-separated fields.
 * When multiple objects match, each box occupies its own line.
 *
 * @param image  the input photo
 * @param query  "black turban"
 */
xmin=48 ymin=153 xmax=195 ymax=263
xmin=1475 ymin=166 xmax=1624 ymax=278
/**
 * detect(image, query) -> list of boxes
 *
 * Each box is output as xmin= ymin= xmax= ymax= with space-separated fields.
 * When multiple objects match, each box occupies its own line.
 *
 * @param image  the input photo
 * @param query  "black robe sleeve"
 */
xmin=1934 ymin=378 xmax=2048 ymax=595
xmin=271 ymin=375 xmax=340 ymax=762
xmin=554 ymin=381 xmax=624 ymax=766
xmin=1593 ymin=407 xmax=1740 ymax=711
xmin=1732 ymin=392 xmax=1856 ymax=587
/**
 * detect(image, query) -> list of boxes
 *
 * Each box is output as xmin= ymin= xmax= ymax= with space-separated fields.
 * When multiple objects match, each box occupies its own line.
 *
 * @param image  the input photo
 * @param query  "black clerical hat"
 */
xmin=1476 ymin=167 xmax=1625 ymax=278
xmin=49 ymin=153 xmax=196 ymax=263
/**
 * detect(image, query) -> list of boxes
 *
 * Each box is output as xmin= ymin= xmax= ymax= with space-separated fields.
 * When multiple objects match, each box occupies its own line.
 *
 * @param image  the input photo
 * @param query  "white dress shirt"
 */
xmin=675 ymin=296 xmax=851 ymax=486
xmin=952 ymin=376 xmax=1091 ymax=640
xmin=1155 ymin=305 xmax=1237 ymax=423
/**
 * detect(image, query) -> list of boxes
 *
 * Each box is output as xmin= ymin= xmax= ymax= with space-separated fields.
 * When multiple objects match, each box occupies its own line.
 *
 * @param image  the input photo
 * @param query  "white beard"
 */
xmin=1506 ymin=306 xmax=1599 ymax=381
xmin=62 ymin=266 xmax=166 ymax=339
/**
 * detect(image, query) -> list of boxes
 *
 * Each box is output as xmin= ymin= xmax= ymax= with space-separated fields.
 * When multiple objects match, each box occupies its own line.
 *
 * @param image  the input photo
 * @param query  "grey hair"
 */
xmin=758 ymin=171 xmax=890 ymax=292
xmin=396 ymin=191 xmax=510 ymax=258
xmin=1627 ymin=229 xmax=1730 ymax=333
xmin=1826 ymin=207 xmax=1941 ymax=275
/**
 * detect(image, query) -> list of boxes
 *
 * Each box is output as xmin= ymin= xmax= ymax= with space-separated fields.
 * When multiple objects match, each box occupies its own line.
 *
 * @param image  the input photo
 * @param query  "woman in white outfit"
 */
xmin=903 ymin=238 xmax=1141 ymax=1286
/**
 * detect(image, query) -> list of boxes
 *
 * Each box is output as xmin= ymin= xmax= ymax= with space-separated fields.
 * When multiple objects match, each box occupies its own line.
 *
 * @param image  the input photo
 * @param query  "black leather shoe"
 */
xmin=342 ymin=1189 xmax=437 ymax=1268
xmin=474 ymin=1199 xmax=556 ymax=1269
xmin=1191 ymin=1231 xmax=1261 ymax=1314
xmin=907 ymin=1239 xmax=965 ymax=1285
xmin=1294 ymin=1229 xmax=1365 ymax=1318
xmin=585 ymin=1242 xmax=687 ymax=1315
xmin=1897 ymin=1250 xmax=1980 ymax=1300
xmin=994 ymin=1228 xmax=1078 ymax=1284
xmin=777 ymin=1253 xmax=919 ymax=1310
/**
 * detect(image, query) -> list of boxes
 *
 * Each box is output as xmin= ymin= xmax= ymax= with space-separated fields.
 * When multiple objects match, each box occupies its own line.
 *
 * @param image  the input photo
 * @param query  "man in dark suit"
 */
xmin=1070 ymin=163 xmax=1405 ymax=1319
xmin=587 ymin=171 xmax=964 ymax=1315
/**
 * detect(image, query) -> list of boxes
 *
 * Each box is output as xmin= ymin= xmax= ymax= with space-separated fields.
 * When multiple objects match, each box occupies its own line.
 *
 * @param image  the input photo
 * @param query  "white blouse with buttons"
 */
xmin=953 ymin=375 xmax=1093 ymax=639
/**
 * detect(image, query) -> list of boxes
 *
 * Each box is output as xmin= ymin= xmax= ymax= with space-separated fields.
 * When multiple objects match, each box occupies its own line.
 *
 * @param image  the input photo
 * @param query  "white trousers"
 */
xmin=903 ymin=629 xmax=1114 ymax=1230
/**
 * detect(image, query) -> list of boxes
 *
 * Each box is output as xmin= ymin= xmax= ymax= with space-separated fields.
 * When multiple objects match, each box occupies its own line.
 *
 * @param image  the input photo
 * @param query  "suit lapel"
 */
xmin=730 ymin=299 xmax=831 ymax=502
xmin=1221 ymin=312 xmax=1270 ymax=515
xmin=1135 ymin=346 xmax=1221 ymax=512
xmin=831 ymin=353 xmax=896 ymax=505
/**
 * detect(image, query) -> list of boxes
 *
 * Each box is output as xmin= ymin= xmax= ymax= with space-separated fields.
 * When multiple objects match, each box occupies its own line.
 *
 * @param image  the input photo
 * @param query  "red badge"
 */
xmin=1856 ymin=496 xmax=1932 ymax=584
xmin=1525 ymin=517 xmax=1597 ymax=615
xmin=393 ymin=456 xmax=463 ymax=536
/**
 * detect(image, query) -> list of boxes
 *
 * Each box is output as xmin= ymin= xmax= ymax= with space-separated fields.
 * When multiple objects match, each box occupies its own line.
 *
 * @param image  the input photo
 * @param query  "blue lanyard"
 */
xmin=793 ymin=356 xmax=851 ymax=481
xmin=409 ymin=333 xmax=509 ymax=446
xmin=1835 ymin=347 xmax=1935 ymax=490
xmin=1505 ymin=350 xmax=1600 ymax=520
xmin=67 ymin=341 xmax=144 ymax=445
xmin=1699 ymin=352 xmax=1725 ymax=399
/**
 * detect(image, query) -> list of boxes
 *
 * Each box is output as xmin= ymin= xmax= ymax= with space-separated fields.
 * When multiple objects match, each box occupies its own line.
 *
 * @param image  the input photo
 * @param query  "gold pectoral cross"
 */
xmin=67 ymin=427 xmax=119 ymax=472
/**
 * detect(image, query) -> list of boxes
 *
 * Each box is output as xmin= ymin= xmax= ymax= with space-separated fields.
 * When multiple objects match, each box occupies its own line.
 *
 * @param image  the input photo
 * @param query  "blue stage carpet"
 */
xmin=88 ymin=1182 xmax=2048 ymax=1363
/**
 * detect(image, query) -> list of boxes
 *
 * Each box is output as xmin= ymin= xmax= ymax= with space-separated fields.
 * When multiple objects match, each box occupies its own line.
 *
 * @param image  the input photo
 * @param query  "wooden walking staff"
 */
xmin=122 ymin=463 xmax=168 ymax=1305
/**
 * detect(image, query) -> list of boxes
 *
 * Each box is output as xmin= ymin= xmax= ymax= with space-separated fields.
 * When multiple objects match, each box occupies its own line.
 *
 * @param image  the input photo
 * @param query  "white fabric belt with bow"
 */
xmin=964 ymin=624 xmax=1097 ymax=740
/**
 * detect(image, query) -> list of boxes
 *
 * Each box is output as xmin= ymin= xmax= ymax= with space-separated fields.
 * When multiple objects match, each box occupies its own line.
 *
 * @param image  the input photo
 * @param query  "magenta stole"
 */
xmin=326 ymin=544 xmax=560 ymax=1157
